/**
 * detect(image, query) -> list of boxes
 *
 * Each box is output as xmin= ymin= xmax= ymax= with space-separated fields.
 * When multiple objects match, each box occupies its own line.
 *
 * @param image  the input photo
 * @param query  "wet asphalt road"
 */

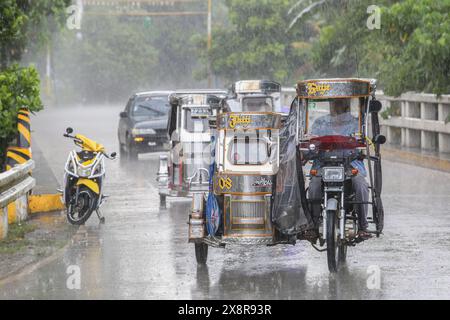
xmin=1 ymin=105 xmax=450 ymax=299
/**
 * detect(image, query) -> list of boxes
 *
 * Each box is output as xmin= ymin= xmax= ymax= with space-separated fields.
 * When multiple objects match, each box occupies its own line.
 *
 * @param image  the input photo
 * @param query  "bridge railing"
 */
xmin=377 ymin=92 xmax=450 ymax=154
xmin=0 ymin=160 xmax=36 ymax=239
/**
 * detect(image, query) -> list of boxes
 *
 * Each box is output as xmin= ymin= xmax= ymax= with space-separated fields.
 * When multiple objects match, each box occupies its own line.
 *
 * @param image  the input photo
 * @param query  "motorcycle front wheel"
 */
xmin=326 ymin=210 xmax=347 ymax=273
xmin=67 ymin=186 xmax=97 ymax=225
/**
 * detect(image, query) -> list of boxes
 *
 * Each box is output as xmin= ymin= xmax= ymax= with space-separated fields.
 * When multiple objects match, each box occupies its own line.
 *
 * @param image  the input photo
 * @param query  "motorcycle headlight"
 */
xmin=77 ymin=167 xmax=92 ymax=177
xmin=322 ymin=167 xmax=344 ymax=182
xmin=132 ymin=128 xmax=156 ymax=136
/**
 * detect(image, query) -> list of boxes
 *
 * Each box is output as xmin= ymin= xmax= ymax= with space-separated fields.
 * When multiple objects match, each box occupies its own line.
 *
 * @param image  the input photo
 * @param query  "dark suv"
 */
xmin=118 ymin=91 xmax=173 ymax=160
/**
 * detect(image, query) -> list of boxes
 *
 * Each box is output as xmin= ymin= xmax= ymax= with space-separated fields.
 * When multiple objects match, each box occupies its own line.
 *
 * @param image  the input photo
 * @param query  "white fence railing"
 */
xmin=377 ymin=92 xmax=450 ymax=154
xmin=0 ymin=160 xmax=36 ymax=238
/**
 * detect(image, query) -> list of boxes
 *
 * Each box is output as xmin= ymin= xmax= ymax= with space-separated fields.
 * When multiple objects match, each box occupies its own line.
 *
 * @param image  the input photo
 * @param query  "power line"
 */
xmin=82 ymin=0 xmax=202 ymax=6
xmin=84 ymin=11 xmax=207 ymax=16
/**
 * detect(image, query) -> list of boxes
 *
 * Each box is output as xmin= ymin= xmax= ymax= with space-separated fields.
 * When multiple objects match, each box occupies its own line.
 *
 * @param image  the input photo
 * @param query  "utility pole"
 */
xmin=207 ymin=0 xmax=212 ymax=88
xmin=44 ymin=43 xmax=52 ymax=100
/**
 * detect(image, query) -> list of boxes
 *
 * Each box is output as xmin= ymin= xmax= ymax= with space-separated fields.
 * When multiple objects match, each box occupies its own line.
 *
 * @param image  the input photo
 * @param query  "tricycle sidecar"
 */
xmin=157 ymin=90 xmax=227 ymax=209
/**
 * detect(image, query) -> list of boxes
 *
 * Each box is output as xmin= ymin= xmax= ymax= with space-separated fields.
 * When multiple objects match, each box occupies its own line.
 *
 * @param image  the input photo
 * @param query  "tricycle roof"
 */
xmin=134 ymin=90 xmax=173 ymax=97
xmin=297 ymin=78 xmax=377 ymax=99
xmin=232 ymin=80 xmax=281 ymax=95
xmin=173 ymin=89 xmax=227 ymax=97
xmin=179 ymin=93 xmax=222 ymax=108
xmin=169 ymin=92 xmax=223 ymax=108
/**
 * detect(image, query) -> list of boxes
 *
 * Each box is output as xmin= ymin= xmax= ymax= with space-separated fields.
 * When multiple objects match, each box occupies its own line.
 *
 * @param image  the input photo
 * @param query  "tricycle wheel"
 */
xmin=159 ymin=194 xmax=167 ymax=210
xmin=195 ymin=243 xmax=208 ymax=265
xmin=373 ymin=196 xmax=384 ymax=236
xmin=374 ymin=159 xmax=383 ymax=195
xmin=326 ymin=210 xmax=346 ymax=273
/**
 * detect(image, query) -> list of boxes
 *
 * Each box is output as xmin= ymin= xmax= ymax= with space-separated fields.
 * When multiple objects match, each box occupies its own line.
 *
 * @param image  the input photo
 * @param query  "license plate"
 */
xmin=148 ymin=142 xmax=157 ymax=146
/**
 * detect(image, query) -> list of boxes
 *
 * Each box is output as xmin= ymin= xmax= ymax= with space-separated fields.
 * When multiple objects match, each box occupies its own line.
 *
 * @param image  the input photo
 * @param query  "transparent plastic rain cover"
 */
xmin=271 ymin=102 xmax=312 ymax=235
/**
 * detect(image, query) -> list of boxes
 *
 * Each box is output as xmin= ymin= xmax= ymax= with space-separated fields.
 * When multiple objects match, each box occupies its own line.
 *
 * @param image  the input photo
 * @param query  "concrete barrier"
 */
xmin=378 ymin=92 xmax=450 ymax=154
xmin=29 ymin=194 xmax=64 ymax=213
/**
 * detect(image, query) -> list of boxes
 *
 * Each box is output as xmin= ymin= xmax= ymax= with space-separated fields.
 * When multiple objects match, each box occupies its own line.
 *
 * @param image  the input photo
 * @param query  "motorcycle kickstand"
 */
xmin=96 ymin=209 xmax=105 ymax=224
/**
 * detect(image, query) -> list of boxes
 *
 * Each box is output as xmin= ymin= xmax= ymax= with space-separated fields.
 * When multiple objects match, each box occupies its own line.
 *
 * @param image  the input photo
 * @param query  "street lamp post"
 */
xmin=207 ymin=0 xmax=212 ymax=88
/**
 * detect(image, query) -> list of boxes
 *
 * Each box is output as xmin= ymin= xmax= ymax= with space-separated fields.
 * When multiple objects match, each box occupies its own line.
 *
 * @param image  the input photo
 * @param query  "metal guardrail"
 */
xmin=0 ymin=160 xmax=35 ymax=207
xmin=0 ymin=160 xmax=35 ymax=238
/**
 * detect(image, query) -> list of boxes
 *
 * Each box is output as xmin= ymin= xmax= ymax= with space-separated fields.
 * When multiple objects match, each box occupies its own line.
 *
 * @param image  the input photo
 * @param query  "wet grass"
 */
xmin=0 ymin=222 xmax=37 ymax=254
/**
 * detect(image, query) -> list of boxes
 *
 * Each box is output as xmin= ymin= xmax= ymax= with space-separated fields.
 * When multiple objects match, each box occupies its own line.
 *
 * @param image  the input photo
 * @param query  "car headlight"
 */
xmin=77 ymin=167 xmax=92 ymax=177
xmin=322 ymin=167 xmax=344 ymax=182
xmin=132 ymin=128 xmax=156 ymax=136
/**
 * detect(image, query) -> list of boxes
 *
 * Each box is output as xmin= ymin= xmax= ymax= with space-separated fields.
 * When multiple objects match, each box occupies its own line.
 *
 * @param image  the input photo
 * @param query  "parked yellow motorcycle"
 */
xmin=62 ymin=128 xmax=116 ymax=225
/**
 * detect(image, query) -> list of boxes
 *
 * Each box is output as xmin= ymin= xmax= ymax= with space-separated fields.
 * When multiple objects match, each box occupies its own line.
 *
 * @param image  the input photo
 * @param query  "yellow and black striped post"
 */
xmin=6 ymin=108 xmax=32 ymax=171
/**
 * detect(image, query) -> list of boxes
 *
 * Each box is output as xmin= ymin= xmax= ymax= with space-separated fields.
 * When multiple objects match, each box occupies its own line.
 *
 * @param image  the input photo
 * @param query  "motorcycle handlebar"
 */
xmin=64 ymin=132 xmax=116 ymax=160
xmin=103 ymin=152 xmax=117 ymax=160
xmin=301 ymin=149 xmax=380 ymax=163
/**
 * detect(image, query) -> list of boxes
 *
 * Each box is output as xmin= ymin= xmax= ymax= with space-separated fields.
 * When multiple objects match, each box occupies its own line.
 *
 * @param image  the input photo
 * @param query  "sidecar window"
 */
xmin=227 ymin=136 xmax=269 ymax=165
xmin=184 ymin=109 xmax=209 ymax=133
xmin=242 ymin=97 xmax=273 ymax=112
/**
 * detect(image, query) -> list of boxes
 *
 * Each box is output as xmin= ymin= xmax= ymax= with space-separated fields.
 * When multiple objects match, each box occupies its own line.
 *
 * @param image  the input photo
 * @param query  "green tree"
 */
xmin=380 ymin=0 xmax=450 ymax=95
xmin=204 ymin=0 xmax=318 ymax=84
xmin=310 ymin=0 xmax=450 ymax=95
xmin=53 ymin=8 xmax=210 ymax=104
xmin=0 ymin=0 xmax=70 ymax=171
xmin=53 ymin=15 xmax=160 ymax=104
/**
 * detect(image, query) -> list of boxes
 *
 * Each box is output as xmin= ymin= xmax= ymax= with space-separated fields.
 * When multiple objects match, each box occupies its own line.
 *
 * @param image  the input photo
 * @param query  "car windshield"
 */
xmin=132 ymin=96 xmax=169 ymax=118
xmin=308 ymin=98 xmax=361 ymax=138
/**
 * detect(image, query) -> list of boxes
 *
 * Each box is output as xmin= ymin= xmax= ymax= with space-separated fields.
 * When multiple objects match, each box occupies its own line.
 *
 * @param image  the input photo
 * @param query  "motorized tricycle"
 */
xmin=224 ymin=80 xmax=282 ymax=113
xmin=189 ymin=78 xmax=385 ymax=273
xmin=277 ymin=78 xmax=385 ymax=272
xmin=157 ymin=90 xmax=227 ymax=209
xmin=188 ymin=80 xmax=286 ymax=263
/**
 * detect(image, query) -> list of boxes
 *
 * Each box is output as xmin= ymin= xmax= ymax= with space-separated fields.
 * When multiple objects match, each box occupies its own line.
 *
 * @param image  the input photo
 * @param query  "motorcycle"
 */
xmin=62 ymin=127 xmax=116 ymax=225
xmin=292 ymin=78 xmax=386 ymax=272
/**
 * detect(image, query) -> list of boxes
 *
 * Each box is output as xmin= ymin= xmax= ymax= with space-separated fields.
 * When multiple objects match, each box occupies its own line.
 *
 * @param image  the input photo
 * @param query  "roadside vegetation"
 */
xmin=0 ymin=222 xmax=36 ymax=254
xmin=0 ymin=0 xmax=70 ymax=171
xmin=206 ymin=0 xmax=449 ymax=96
xmin=47 ymin=0 xmax=449 ymax=106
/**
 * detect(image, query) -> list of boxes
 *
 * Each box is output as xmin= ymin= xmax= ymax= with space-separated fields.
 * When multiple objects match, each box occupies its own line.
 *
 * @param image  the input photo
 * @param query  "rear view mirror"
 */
xmin=110 ymin=152 xmax=117 ymax=158
xmin=374 ymin=134 xmax=386 ymax=145
xmin=66 ymin=127 xmax=73 ymax=134
xmin=369 ymin=100 xmax=382 ymax=113
xmin=120 ymin=112 xmax=128 ymax=118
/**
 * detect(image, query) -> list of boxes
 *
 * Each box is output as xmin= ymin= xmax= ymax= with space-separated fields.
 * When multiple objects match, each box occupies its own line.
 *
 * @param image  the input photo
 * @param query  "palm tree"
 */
xmin=286 ymin=0 xmax=346 ymax=32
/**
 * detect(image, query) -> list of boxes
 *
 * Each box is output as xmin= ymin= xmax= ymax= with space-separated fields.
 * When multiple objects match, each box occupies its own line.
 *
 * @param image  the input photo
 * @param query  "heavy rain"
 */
xmin=0 ymin=0 xmax=450 ymax=304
